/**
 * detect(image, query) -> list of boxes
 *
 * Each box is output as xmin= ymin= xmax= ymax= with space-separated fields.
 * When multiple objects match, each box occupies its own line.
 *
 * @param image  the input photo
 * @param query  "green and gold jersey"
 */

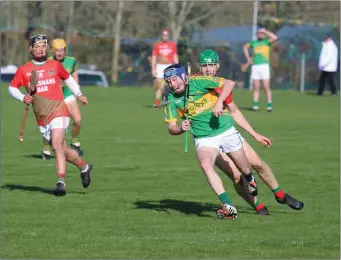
xmin=49 ymin=56 xmax=77 ymax=98
xmin=164 ymin=76 xmax=234 ymax=139
xmin=246 ymin=38 xmax=271 ymax=65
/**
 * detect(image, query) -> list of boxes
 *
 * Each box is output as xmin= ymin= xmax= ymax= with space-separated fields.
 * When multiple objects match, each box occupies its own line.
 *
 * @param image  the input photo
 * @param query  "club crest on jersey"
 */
xmin=48 ymin=69 xmax=54 ymax=75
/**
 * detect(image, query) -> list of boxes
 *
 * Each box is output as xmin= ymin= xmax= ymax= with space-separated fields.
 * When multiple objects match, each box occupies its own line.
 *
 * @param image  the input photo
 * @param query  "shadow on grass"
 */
xmin=134 ymin=199 xmax=257 ymax=218
xmin=23 ymin=154 xmax=55 ymax=160
xmin=238 ymin=106 xmax=256 ymax=112
xmin=1 ymin=184 xmax=85 ymax=195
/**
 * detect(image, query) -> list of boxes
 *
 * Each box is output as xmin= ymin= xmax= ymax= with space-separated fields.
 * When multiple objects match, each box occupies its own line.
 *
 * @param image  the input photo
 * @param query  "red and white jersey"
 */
xmin=10 ymin=60 xmax=71 ymax=126
xmin=152 ymin=41 xmax=177 ymax=64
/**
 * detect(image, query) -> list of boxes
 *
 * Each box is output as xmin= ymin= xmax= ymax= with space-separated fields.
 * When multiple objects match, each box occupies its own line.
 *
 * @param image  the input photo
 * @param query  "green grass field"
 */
xmin=0 ymin=85 xmax=339 ymax=259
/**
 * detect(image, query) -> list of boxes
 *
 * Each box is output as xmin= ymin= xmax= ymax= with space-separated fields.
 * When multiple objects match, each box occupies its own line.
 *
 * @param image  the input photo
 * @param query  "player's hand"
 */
xmin=213 ymin=101 xmax=224 ymax=117
xmin=23 ymin=94 xmax=33 ymax=105
xmin=77 ymin=95 xmax=88 ymax=106
xmin=253 ymin=133 xmax=272 ymax=147
xmin=181 ymin=120 xmax=190 ymax=132
xmin=247 ymin=58 xmax=253 ymax=65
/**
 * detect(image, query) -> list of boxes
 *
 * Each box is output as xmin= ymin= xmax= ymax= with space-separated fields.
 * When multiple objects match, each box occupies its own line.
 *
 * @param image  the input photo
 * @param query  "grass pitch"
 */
xmin=0 ymin=85 xmax=339 ymax=259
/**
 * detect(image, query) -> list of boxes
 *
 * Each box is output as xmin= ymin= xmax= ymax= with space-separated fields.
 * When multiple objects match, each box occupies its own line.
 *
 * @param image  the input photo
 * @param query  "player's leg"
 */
xmin=242 ymin=140 xmax=304 ymax=210
xmin=63 ymin=140 xmax=92 ymax=188
xmin=196 ymin=147 xmax=237 ymax=219
xmin=262 ymin=65 xmax=272 ymax=112
xmin=153 ymin=64 xmax=164 ymax=107
xmin=41 ymin=136 xmax=52 ymax=160
xmin=215 ymin=152 xmax=269 ymax=215
xmin=65 ymin=96 xmax=83 ymax=156
xmin=327 ymin=72 xmax=337 ymax=95
xmin=220 ymin=129 xmax=258 ymax=196
xmin=251 ymin=65 xmax=261 ymax=111
xmin=317 ymin=71 xmax=327 ymax=95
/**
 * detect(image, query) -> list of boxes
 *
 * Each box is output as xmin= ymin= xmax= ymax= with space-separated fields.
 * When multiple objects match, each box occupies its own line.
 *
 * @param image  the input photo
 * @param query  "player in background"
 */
xmin=197 ymin=50 xmax=303 ymax=210
xmin=243 ymin=28 xmax=278 ymax=111
xmin=151 ymin=29 xmax=178 ymax=107
xmin=8 ymin=34 xmax=93 ymax=196
xmin=164 ymin=64 xmax=273 ymax=219
xmin=41 ymin=38 xmax=84 ymax=160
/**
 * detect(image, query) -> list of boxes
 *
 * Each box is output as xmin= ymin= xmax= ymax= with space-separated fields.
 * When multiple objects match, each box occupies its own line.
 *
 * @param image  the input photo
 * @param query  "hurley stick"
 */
xmin=184 ymin=62 xmax=191 ymax=153
xmin=19 ymin=70 xmax=37 ymax=142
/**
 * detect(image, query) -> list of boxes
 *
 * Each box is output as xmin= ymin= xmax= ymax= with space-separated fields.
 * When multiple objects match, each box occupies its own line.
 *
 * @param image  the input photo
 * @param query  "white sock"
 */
xmin=81 ymin=164 xmax=89 ymax=173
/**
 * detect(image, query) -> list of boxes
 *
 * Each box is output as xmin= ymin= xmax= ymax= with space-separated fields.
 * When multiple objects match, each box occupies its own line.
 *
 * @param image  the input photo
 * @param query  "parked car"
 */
xmin=0 ymin=65 xmax=18 ymax=82
xmin=77 ymin=69 xmax=109 ymax=87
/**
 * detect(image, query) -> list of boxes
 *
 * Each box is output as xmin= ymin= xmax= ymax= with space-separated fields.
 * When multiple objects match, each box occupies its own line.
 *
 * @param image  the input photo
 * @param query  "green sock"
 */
xmin=254 ymin=198 xmax=260 ymax=207
xmin=267 ymin=102 xmax=272 ymax=107
xmin=218 ymin=192 xmax=233 ymax=206
xmin=43 ymin=144 xmax=50 ymax=152
xmin=71 ymin=138 xmax=80 ymax=145
xmin=272 ymin=187 xmax=281 ymax=193
xmin=253 ymin=101 xmax=259 ymax=107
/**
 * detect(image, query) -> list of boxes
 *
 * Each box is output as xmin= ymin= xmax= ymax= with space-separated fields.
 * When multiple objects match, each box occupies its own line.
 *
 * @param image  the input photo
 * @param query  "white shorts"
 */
xmin=156 ymin=64 xmax=172 ymax=79
xmin=251 ymin=64 xmax=270 ymax=80
xmin=64 ymin=95 xmax=76 ymax=103
xmin=39 ymin=117 xmax=70 ymax=142
xmin=194 ymin=126 xmax=243 ymax=153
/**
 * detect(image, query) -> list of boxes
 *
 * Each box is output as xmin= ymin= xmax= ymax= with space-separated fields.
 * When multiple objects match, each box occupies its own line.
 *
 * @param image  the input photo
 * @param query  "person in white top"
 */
xmin=318 ymin=35 xmax=338 ymax=96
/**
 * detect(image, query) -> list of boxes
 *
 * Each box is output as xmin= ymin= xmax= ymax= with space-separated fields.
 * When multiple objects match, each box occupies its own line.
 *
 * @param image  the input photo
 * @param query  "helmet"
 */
xmin=28 ymin=34 xmax=48 ymax=47
xmin=51 ymin=38 xmax=67 ymax=54
xmin=199 ymin=50 xmax=219 ymax=65
xmin=163 ymin=63 xmax=186 ymax=81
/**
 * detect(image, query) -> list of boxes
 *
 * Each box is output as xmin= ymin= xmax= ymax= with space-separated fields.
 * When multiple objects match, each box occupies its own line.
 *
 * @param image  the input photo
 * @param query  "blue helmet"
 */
xmin=163 ymin=64 xmax=186 ymax=81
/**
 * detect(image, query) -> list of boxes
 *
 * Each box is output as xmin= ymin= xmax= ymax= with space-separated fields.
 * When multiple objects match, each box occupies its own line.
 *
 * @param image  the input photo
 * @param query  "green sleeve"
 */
xmin=164 ymin=100 xmax=179 ymax=123
xmin=264 ymin=38 xmax=271 ymax=45
xmin=190 ymin=76 xmax=224 ymax=92
xmin=72 ymin=58 xmax=77 ymax=72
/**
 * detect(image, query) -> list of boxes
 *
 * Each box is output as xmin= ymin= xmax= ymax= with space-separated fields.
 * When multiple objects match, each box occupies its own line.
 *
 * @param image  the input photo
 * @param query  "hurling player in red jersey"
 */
xmin=151 ymin=29 xmax=178 ymax=107
xmin=8 ymin=34 xmax=93 ymax=196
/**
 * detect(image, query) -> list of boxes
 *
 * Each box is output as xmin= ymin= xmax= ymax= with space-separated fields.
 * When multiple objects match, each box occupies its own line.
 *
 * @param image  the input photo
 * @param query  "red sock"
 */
xmin=274 ymin=189 xmax=285 ymax=200
xmin=255 ymin=203 xmax=265 ymax=212
xmin=75 ymin=159 xmax=86 ymax=170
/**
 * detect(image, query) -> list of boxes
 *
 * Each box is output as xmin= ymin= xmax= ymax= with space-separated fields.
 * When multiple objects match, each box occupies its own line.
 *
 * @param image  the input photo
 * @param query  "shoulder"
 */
xmin=65 ymin=56 xmax=76 ymax=62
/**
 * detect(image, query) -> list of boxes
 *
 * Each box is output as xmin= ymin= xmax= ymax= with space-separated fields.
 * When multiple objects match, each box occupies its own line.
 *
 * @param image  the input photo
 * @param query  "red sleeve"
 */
xmin=173 ymin=42 xmax=177 ymax=54
xmin=10 ymin=68 xmax=23 ymax=88
xmin=152 ymin=43 xmax=159 ymax=56
xmin=214 ymin=87 xmax=233 ymax=105
xmin=57 ymin=61 xmax=70 ymax=80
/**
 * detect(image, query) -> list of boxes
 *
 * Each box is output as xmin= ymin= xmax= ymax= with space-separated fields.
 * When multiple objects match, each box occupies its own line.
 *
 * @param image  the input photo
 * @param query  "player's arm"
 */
xmin=57 ymin=62 xmax=87 ymax=105
xmin=216 ymin=79 xmax=235 ymax=107
xmin=227 ymin=101 xmax=271 ymax=147
xmin=151 ymin=44 xmax=158 ymax=77
xmin=8 ymin=68 xmax=32 ymax=104
xmin=72 ymin=59 xmax=79 ymax=84
xmin=260 ymin=28 xmax=278 ymax=43
xmin=165 ymin=101 xmax=189 ymax=135
xmin=243 ymin=42 xmax=252 ymax=64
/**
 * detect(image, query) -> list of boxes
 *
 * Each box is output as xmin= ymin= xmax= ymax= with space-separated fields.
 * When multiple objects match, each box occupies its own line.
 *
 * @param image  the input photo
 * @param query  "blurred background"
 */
xmin=0 ymin=1 xmax=340 ymax=90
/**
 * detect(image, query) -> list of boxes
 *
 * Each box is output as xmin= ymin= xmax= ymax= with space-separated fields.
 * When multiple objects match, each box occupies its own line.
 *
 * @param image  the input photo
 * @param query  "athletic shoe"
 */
xmin=42 ymin=150 xmax=51 ymax=160
xmin=70 ymin=143 xmax=84 ymax=156
xmin=247 ymin=176 xmax=258 ymax=196
xmin=267 ymin=106 xmax=273 ymax=112
xmin=256 ymin=205 xmax=270 ymax=215
xmin=216 ymin=204 xmax=238 ymax=219
xmin=276 ymin=193 xmax=304 ymax=210
xmin=252 ymin=105 xmax=259 ymax=111
xmin=80 ymin=164 xmax=93 ymax=188
xmin=54 ymin=181 xmax=66 ymax=196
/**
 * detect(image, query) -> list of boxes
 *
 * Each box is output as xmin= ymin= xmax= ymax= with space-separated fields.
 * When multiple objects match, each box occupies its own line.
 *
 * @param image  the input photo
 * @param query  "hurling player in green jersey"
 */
xmin=243 ymin=28 xmax=278 ymax=111
xmin=197 ymin=50 xmax=304 ymax=211
xmin=163 ymin=64 xmax=272 ymax=219
xmin=41 ymin=38 xmax=84 ymax=159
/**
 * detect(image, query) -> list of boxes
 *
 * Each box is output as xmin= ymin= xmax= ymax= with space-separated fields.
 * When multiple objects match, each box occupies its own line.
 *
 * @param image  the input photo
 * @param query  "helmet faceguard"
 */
xmin=198 ymin=50 xmax=220 ymax=76
xmin=28 ymin=34 xmax=49 ymax=62
xmin=163 ymin=64 xmax=188 ymax=95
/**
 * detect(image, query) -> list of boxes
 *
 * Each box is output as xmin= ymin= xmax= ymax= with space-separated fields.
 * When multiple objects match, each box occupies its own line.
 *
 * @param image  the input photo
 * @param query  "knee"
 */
xmin=52 ymin=139 xmax=64 ymax=152
xmin=73 ymin=120 xmax=81 ymax=128
xmin=240 ymin=165 xmax=252 ymax=175
xmin=199 ymin=160 xmax=214 ymax=174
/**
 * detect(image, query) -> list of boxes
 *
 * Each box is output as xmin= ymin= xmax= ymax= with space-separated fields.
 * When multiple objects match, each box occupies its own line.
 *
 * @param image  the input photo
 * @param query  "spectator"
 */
xmin=317 ymin=34 xmax=338 ymax=96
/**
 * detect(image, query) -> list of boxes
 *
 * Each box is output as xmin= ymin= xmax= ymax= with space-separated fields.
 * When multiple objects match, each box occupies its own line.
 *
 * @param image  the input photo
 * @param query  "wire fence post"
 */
xmin=300 ymin=52 xmax=306 ymax=92
xmin=249 ymin=0 xmax=259 ymax=90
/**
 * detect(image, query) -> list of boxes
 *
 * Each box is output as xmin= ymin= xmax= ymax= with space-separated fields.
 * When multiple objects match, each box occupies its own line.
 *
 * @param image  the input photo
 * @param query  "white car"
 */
xmin=77 ymin=69 xmax=109 ymax=87
xmin=0 ymin=65 xmax=18 ymax=82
